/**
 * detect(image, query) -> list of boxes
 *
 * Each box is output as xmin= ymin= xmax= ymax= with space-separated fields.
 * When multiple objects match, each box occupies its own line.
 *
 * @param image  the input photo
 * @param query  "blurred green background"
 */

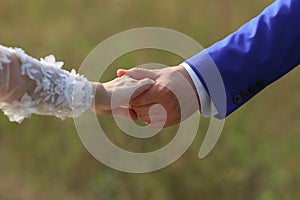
xmin=1 ymin=0 xmax=300 ymax=199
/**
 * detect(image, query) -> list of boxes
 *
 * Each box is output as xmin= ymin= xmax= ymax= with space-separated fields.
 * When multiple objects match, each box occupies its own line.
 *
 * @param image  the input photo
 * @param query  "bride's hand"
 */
xmin=91 ymin=76 xmax=154 ymax=120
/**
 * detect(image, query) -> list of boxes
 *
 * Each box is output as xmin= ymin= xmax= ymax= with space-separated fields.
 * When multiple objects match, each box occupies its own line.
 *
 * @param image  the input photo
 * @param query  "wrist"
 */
xmin=177 ymin=64 xmax=201 ymax=108
xmin=91 ymin=82 xmax=109 ymax=108
xmin=177 ymin=65 xmax=198 ymax=93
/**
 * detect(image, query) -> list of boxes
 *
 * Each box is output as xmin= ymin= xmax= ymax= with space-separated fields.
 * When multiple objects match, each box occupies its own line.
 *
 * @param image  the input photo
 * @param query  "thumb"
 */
xmin=131 ymin=78 xmax=154 ymax=99
xmin=117 ymin=68 xmax=157 ymax=80
xmin=117 ymin=69 xmax=128 ymax=77
xmin=110 ymin=77 xmax=155 ymax=107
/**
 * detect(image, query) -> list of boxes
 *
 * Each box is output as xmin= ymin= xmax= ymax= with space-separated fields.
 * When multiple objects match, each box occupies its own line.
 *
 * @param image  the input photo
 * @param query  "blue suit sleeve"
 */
xmin=185 ymin=0 xmax=300 ymax=117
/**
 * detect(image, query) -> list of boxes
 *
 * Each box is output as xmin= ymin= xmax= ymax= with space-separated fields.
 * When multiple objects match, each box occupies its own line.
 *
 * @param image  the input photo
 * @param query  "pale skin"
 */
xmin=0 ymin=52 xmax=154 ymax=120
xmin=117 ymin=65 xmax=201 ymax=128
xmin=92 ymin=76 xmax=154 ymax=120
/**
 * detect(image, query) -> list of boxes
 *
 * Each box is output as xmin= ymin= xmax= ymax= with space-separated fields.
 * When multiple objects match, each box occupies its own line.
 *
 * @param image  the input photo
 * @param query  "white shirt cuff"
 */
xmin=181 ymin=62 xmax=218 ymax=117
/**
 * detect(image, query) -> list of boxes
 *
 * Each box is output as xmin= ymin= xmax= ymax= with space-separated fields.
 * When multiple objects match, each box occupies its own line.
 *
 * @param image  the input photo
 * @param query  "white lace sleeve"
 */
xmin=0 ymin=45 xmax=93 ymax=123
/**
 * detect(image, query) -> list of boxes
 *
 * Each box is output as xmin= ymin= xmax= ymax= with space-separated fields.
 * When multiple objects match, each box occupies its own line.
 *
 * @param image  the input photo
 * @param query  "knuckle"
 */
xmin=141 ymin=78 xmax=154 ymax=85
xmin=129 ymin=98 xmax=139 ymax=106
xmin=140 ymin=115 xmax=150 ymax=123
xmin=132 ymin=67 xmax=142 ymax=73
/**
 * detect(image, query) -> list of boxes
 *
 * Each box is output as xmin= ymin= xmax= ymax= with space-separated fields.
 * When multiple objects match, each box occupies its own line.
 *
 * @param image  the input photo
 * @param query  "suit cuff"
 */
xmin=180 ymin=62 xmax=218 ymax=117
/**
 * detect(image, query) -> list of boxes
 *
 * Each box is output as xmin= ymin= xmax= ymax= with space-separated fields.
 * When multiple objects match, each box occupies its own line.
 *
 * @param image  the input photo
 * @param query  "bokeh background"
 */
xmin=1 ymin=0 xmax=300 ymax=199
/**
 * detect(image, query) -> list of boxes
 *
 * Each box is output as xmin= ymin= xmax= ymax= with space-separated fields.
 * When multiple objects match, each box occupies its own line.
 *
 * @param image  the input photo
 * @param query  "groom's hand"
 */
xmin=117 ymin=65 xmax=200 ymax=128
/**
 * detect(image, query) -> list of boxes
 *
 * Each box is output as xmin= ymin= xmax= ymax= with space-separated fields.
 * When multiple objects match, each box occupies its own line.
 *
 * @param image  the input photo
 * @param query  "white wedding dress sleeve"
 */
xmin=0 ymin=45 xmax=93 ymax=123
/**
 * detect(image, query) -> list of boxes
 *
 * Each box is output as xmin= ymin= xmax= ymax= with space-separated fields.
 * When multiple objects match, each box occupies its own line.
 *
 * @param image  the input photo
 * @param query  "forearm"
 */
xmin=0 ymin=45 xmax=93 ymax=123
xmin=186 ymin=0 xmax=300 ymax=117
xmin=0 ymin=50 xmax=35 ymax=103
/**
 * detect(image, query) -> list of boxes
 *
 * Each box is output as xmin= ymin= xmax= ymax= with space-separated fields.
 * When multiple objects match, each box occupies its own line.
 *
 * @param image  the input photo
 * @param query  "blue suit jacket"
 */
xmin=185 ymin=0 xmax=300 ymax=118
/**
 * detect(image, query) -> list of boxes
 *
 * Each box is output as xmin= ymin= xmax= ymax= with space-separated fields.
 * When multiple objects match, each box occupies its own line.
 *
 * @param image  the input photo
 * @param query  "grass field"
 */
xmin=1 ymin=0 xmax=300 ymax=199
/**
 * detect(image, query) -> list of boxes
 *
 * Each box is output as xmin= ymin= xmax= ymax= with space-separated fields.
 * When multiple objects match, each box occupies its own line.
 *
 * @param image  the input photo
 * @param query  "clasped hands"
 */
xmin=93 ymin=65 xmax=200 ymax=128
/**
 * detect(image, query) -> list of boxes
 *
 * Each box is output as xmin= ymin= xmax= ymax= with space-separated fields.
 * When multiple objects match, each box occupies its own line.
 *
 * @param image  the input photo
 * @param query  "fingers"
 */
xmin=130 ymin=78 xmax=155 ymax=99
xmin=132 ymin=103 xmax=172 ymax=128
xmin=137 ymin=110 xmax=178 ymax=128
xmin=129 ymin=83 xmax=159 ymax=106
xmin=131 ymin=104 xmax=156 ymax=124
xmin=148 ymin=120 xmax=167 ymax=129
xmin=94 ymin=106 xmax=138 ymax=121
xmin=130 ymin=83 xmax=176 ymax=107
xmin=117 ymin=68 xmax=157 ymax=80
xmin=110 ymin=76 xmax=155 ymax=108
xmin=117 ymin=69 xmax=127 ymax=77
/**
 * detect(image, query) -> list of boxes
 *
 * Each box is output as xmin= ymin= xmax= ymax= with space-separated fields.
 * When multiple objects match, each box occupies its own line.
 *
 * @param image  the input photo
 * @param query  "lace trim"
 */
xmin=0 ymin=45 xmax=93 ymax=123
